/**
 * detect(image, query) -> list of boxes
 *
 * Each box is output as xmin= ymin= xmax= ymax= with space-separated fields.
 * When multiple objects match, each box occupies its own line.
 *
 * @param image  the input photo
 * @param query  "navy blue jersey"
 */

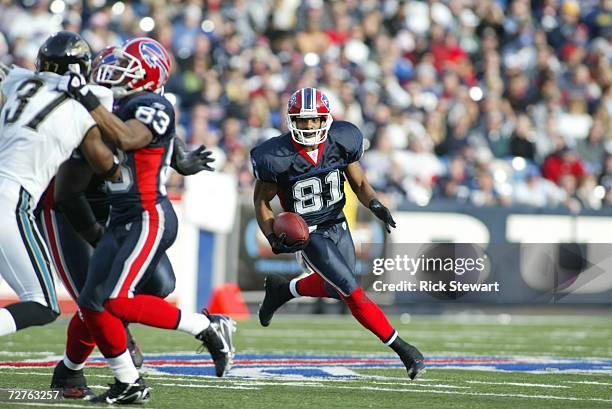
xmin=107 ymin=92 xmax=175 ymax=224
xmin=250 ymin=120 xmax=364 ymax=226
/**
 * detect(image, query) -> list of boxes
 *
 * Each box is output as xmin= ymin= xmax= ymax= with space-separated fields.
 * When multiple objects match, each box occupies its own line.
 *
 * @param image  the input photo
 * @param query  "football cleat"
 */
xmin=393 ymin=339 xmax=426 ymax=380
xmin=196 ymin=312 xmax=236 ymax=377
xmin=258 ymin=275 xmax=293 ymax=327
xmin=50 ymin=360 xmax=94 ymax=400
xmin=209 ymin=314 xmax=236 ymax=356
xmin=126 ymin=326 xmax=144 ymax=369
xmin=91 ymin=377 xmax=150 ymax=404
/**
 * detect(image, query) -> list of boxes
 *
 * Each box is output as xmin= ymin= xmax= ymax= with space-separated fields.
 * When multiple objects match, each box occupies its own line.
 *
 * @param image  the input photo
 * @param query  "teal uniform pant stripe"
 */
xmin=15 ymin=188 xmax=59 ymax=312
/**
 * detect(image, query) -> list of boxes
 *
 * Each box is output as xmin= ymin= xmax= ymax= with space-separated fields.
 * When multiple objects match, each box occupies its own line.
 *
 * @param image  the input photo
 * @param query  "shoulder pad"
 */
xmin=330 ymin=121 xmax=364 ymax=163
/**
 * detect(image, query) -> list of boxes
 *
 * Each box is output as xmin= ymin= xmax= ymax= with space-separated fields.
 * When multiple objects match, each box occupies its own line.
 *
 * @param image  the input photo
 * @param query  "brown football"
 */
xmin=273 ymin=212 xmax=310 ymax=244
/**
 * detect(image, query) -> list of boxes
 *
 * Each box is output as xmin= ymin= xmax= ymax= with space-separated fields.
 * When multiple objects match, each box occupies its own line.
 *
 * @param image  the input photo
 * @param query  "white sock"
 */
xmin=107 ymin=350 xmax=139 ymax=384
xmin=177 ymin=312 xmax=210 ymax=336
xmin=63 ymin=354 xmax=85 ymax=371
xmin=289 ymin=278 xmax=301 ymax=298
xmin=0 ymin=308 xmax=17 ymax=336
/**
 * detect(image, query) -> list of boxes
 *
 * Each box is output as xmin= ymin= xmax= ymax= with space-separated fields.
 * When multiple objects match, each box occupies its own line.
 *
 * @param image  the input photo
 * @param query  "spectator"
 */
xmin=509 ymin=113 xmax=537 ymax=160
xmin=542 ymin=147 xmax=587 ymax=185
xmin=514 ymin=167 xmax=566 ymax=207
xmin=0 ymin=0 xmax=608 ymax=210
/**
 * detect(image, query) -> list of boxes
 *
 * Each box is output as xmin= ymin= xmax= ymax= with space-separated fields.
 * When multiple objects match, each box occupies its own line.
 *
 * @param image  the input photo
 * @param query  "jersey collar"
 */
xmin=291 ymin=139 xmax=326 ymax=166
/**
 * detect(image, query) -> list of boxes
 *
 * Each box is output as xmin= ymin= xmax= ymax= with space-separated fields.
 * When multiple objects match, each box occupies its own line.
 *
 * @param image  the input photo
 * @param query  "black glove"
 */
xmin=57 ymin=72 xmax=100 ymax=111
xmin=173 ymin=145 xmax=215 ymax=175
xmin=266 ymin=233 xmax=309 ymax=255
xmin=369 ymin=198 xmax=396 ymax=233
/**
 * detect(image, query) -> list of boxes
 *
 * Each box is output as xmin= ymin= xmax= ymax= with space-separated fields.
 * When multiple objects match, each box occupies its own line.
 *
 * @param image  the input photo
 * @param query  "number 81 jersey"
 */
xmin=107 ymin=92 xmax=175 ymax=225
xmin=250 ymin=120 xmax=364 ymax=226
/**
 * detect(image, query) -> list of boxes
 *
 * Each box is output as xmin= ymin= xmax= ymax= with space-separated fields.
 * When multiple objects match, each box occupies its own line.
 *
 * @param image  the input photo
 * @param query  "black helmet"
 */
xmin=36 ymin=31 xmax=92 ymax=76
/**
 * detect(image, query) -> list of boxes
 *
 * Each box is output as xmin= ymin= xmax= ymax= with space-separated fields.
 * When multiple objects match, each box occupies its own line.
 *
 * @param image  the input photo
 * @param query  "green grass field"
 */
xmin=0 ymin=314 xmax=611 ymax=409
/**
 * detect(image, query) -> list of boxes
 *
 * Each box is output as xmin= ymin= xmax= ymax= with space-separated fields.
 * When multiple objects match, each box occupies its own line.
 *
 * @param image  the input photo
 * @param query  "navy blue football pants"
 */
xmin=297 ymin=220 xmax=398 ymax=344
xmin=38 ymin=200 xmax=178 ymax=312
xmin=299 ymin=221 xmax=358 ymax=298
xmin=78 ymin=200 xmax=178 ymax=311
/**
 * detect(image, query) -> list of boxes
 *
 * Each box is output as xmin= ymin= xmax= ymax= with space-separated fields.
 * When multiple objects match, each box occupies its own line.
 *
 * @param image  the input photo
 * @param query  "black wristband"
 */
xmin=266 ymin=233 xmax=278 ymax=245
xmin=79 ymin=90 xmax=101 ymax=112
xmin=55 ymin=194 xmax=97 ymax=233
xmin=170 ymin=137 xmax=187 ymax=175
xmin=368 ymin=198 xmax=381 ymax=210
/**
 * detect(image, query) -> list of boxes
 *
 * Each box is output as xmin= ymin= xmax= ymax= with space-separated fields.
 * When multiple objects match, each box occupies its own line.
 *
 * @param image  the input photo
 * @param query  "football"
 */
xmin=273 ymin=212 xmax=310 ymax=244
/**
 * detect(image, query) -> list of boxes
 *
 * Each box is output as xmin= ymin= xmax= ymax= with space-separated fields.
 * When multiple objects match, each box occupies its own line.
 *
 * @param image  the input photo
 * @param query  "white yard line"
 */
xmin=157 ymin=382 xmax=258 ymax=390
xmin=0 ymin=352 xmax=57 ymax=357
xmin=370 ymin=381 xmax=469 ymax=389
xmin=563 ymin=381 xmax=612 ymax=386
xmin=466 ymin=380 xmax=569 ymax=388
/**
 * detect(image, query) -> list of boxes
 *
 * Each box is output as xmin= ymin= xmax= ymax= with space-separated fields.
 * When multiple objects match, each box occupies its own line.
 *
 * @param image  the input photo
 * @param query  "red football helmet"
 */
xmin=286 ymin=87 xmax=333 ymax=146
xmin=93 ymin=37 xmax=171 ymax=98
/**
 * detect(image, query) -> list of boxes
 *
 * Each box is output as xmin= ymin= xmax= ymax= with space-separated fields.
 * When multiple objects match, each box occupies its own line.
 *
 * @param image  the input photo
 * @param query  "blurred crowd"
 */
xmin=0 ymin=0 xmax=610 ymax=211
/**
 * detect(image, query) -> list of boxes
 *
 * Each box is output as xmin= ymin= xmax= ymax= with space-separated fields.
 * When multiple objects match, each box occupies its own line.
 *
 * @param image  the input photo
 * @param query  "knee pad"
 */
xmin=5 ymin=301 xmax=59 ymax=330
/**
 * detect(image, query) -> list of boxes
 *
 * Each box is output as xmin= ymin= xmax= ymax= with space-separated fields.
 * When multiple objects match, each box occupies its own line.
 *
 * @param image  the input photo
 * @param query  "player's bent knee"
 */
xmin=137 ymin=278 xmax=176 ymax=299
xmin=103 ymin=298 xmax=130 ymax=320
xmin=76 ymin=295 xmax=105 ymax=313
xmin=5 ymin=301 xmax=59 ymax=330
xmin=149 ymin=284 xmax=175 ymax=299
xmin=342 ymin=287 xmax=369 ymax=305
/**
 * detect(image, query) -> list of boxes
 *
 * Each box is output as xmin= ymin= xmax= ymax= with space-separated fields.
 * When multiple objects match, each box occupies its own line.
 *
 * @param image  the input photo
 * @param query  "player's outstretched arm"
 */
xmin=54 ymin=157 xmax=104 ymax=246
xmin=57 ymin=72 xmax=133 ymax=148
xmin=115 ymin=118 xmax=155 ymax=151
xmin=346 ymin=161 xmax=396 ymax=233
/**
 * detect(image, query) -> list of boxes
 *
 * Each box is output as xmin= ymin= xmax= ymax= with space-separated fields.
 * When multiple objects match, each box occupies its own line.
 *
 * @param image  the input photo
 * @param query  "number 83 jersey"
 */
xmin=107 ymin=92 xmax=175 ymax=225
xmin=250 ymin=120 xmax=364 ymax=226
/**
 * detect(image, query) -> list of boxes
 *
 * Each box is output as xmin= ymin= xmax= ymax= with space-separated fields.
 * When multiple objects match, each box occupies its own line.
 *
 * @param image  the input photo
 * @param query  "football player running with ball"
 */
xmin=251 ymin=87 xmax=425 ymax=380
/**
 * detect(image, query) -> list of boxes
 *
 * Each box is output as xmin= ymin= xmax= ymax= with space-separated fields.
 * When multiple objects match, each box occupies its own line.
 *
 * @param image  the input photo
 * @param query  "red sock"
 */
xmin=65 ymin=313 xmax=96 ymax=364
xmin=80 ymin=307 xmax=127 ymax=358
xmin=104 ymin=295 xmax=180 ymax=330
xmin=343 ymin=288 xmax=395 ymax=342
xmin=296 ymin=273 xmax=335 ymax=298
